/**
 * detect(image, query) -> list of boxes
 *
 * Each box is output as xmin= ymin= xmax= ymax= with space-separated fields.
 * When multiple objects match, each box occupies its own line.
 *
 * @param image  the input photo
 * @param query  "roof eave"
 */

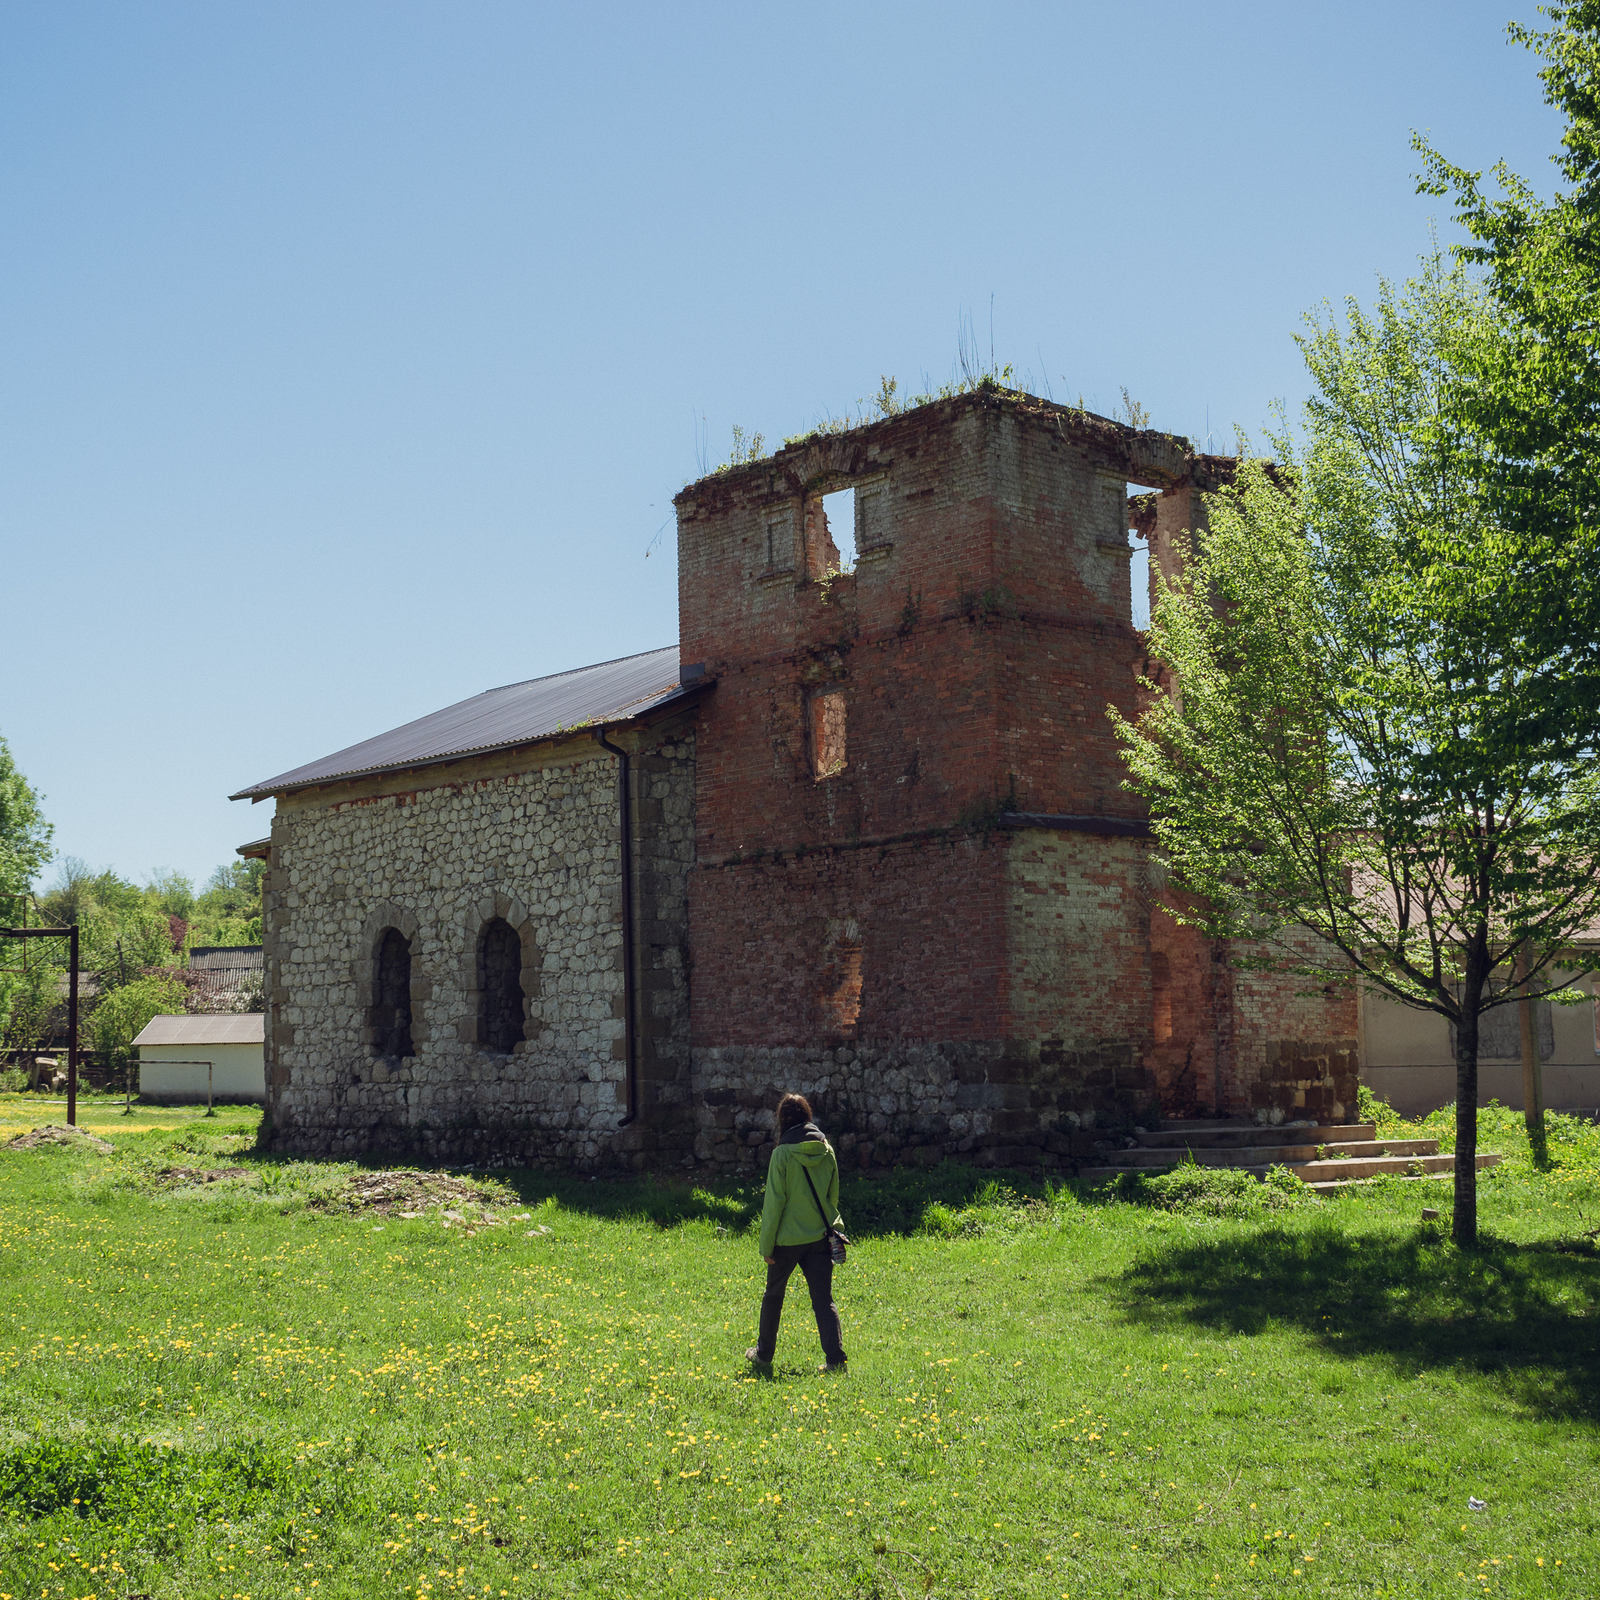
xmin=228 ymin=678 xmax=710 ymax=804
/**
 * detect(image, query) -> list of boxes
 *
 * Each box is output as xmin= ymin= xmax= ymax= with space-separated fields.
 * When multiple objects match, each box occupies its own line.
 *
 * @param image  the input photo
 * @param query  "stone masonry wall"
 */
xmin=260 ymin=725 xmax=695 ymax=1167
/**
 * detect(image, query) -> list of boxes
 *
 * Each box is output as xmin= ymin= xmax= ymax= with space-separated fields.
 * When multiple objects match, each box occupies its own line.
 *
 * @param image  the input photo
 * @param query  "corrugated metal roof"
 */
xmin=189 ymin=947 xmax=264 ymax=973
xmin=132 ymin=1014 xmax=265 ymax=1047
xmin=231 ymin=644 xmax=696 ymax=801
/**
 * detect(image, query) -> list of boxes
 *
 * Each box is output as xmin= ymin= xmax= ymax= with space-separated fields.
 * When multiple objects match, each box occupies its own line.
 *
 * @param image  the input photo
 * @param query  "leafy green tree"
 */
xmin=1416 ymin=2 xmax=1600 ymax=1153
xmin=142 ymin=869 xmax=195 ymax=922
xmin=1414 ymin=8 xmax=1600 ymax=735
xmin=36 ymin=858 xmax=142 ymax=927
xmin=199 ymin=858 xmax=264 ymax=916
xmin=188 ymin=859 xmax=264 ymax=947
xmin=10 ymin=857 xmax=183 ymax=1061
xmin=1 ymin=960 xmax=62 ymax=1058
xmin=0 ymin=735 xmax=53 ymax=1045
xmin=0 ymin=735 xmax=51 ymax=917
xmin=1111 ymin=259 xmax=1600 ymax=1248
xmin=89 ymin=970 xmax=189 ymax=1075
xmin=36 ymin=859 xmax=176 ymax=976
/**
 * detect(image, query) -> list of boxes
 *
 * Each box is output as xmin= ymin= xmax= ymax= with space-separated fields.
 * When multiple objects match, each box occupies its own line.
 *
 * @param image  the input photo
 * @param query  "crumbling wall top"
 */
xmin=673 ymin=385 xmax=1201 ymax=518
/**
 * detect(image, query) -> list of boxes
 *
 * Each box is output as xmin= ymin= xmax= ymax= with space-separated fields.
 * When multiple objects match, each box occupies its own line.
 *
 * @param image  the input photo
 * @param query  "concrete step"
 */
xmin=1095 ymin=1133 xmax=1432 ymax=1170
xmin=1304 ymin=1171 xmax=1454 ymax=1192
xmin=1139 ymin=1123 xmax=1375 ymax=1149
xmin=1100 ymin=1143 xmax=1326 ymax=1169
xmin=1290 ymin=1153 xmax=1460 ymax=1182
xmin=1078 ymin=1151 xmax=1500 ymax=1186
xmin=1318 ymin=1139 xmax=1438 ymax=1159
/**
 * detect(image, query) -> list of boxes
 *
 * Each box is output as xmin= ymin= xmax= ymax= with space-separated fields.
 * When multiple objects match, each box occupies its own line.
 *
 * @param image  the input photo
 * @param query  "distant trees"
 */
xmin=88 ymin=971 xmax=192 ymax=1068
xmin=0 ymin=735 xmax=54 ymax=1053
xmin=0 ymin=735 xmax=52 ymax=913
xmin=0 ymin=760 xmax=265 ymax=1066
xmin=191 ymin=859 xmax=265 ymax=947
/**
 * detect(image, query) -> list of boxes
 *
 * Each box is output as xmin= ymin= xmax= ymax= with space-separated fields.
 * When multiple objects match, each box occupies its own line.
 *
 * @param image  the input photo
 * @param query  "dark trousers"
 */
xmin=755 ymin=1238 xmax=846 ymax=1366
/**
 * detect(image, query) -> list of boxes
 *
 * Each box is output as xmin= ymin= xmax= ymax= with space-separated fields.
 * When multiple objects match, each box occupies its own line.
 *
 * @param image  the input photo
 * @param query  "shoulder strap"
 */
xmin=799 ymin=1161 xmax=835 ymax=1237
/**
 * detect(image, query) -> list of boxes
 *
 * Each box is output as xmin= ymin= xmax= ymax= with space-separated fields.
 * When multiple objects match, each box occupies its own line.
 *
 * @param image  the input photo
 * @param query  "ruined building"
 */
xmin=233 ymin=388 xmax=1357 ymax=1170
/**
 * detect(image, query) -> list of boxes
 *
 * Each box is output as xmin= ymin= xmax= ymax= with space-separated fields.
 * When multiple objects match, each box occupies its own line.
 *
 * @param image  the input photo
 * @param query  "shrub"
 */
xmin=1358 ymin=1082 xmax=1409 ymax=1134
xmin=915 ymin=1180 xmax=1075 ymax=1238
xmin=88 ymin=971 xmax=189 ymax=1070
xmin=1109 ymin=1160 xmax=1315 ymax=1218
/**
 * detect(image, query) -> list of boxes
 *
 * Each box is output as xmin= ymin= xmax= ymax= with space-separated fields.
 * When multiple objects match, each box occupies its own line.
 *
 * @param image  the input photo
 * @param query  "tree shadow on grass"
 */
xmin=95 ymin=1117 xmax=1061 ymax=1239
xmin=489 ymin=1160 xmax=1052 ymax=1238
xmin=1113 ymin=1221 xmax=1600 ymax=1422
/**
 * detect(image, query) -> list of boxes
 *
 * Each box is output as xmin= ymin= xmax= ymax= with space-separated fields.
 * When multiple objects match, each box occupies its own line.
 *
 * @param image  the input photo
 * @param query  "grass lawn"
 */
xmin=0 ymin=1094 xmax=1597 ymax=1599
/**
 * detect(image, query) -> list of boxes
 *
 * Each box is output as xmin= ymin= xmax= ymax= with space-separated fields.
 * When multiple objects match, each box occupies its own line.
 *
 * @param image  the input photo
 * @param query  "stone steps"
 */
xmin=1077 ymin=1119 xmax=1501 ymax=1189
xmin=1078 ymin=1151 xmax=1500 ymax=1185
xmin=1134 ymin=1122 xmax=1374 ymax=1149
xmin=1108 ymin=1143 xmax=1330 ymax=1169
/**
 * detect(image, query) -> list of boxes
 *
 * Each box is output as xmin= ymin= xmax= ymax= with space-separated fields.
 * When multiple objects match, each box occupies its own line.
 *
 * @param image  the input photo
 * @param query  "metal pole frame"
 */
xmin=136 ymin=1060 xmax=216 ymax=1109
xmin=67 ymin=925 xmax=78 ymax=1128
xmin=0 ymin=925 xmax=81 ymax=1128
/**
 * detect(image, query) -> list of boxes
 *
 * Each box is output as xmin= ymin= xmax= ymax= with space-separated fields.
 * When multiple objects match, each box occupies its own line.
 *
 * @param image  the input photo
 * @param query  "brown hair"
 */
xmin=776 ymin=1093 xmax=813 ymax=1132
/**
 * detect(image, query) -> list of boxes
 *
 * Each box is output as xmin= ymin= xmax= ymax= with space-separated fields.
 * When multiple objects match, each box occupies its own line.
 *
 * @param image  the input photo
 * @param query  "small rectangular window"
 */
xmin=810 ymin=689 xmax=847 ymax=779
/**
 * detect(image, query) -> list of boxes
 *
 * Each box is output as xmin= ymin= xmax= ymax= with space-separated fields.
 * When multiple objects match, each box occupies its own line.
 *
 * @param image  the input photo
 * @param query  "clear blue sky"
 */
xmin=0 ymin=0 xmax=1565 ymax=892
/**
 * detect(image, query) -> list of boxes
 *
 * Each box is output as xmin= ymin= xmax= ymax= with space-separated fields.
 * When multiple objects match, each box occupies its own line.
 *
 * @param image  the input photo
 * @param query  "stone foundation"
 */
xmin=689 ymin=1038 xmax=1147 ymax=1173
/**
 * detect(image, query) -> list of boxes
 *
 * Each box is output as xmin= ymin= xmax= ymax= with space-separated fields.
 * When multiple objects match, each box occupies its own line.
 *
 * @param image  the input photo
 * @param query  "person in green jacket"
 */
xmin=745 ymin=1094 xmax=848 ymax=1373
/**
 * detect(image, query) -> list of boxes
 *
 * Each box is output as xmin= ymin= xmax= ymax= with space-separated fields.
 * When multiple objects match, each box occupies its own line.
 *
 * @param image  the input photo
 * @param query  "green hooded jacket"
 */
xmin=758 ymin=1123 xmax=843 ymax=1259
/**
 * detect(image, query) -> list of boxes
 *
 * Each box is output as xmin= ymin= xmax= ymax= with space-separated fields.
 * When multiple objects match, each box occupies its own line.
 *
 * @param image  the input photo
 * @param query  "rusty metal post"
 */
xmin=67 ymin=924 xmax=79 ymax=1128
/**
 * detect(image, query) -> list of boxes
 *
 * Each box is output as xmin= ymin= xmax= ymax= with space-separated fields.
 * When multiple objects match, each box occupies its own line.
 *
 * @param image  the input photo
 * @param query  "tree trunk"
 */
xmin=1453 ymin=1007 xmax=1479 ymax=1249
xmin=1516 ymin=943 xmax=1545 ymax=1145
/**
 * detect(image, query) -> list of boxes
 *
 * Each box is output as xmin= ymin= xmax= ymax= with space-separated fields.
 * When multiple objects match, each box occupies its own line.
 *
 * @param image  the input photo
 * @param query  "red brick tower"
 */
xmin=674 ymin=389 xmax=1355 ymax=1168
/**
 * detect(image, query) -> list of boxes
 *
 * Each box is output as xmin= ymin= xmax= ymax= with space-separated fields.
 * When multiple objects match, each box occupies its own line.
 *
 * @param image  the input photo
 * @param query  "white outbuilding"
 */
xmin=130 ymin=1014 xmax=266 ymax=1104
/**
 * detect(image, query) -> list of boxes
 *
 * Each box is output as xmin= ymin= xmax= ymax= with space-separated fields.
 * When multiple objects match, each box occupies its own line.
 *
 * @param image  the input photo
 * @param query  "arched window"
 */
xmin=478 ymin=917 xmax=525 ymax=1054
xmin=372 ymin=928 xmax=414 ymax=1058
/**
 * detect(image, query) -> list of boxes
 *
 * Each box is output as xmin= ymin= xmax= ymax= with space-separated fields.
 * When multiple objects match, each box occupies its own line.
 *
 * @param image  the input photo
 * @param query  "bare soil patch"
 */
xmin=152 ymin=1165 xmax=251 ymax=1187
xmin=309 ymin=1170 xmax=512 ymax=1217
xmin=5 ymin=1125 xmax=113 ymax=1154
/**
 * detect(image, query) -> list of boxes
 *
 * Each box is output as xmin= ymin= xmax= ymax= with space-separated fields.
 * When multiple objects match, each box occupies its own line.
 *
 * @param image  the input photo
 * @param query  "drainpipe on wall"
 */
xmin=595 ymin=727 xmax=637 ymax=1127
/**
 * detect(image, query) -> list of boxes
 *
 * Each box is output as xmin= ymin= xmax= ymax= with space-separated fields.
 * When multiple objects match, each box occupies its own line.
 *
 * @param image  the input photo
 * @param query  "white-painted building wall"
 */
xmin=1361 ymin=970 xmax=1600 ymax=1117
xmin=138 ymin=1044 xmax=265 ymax=1103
